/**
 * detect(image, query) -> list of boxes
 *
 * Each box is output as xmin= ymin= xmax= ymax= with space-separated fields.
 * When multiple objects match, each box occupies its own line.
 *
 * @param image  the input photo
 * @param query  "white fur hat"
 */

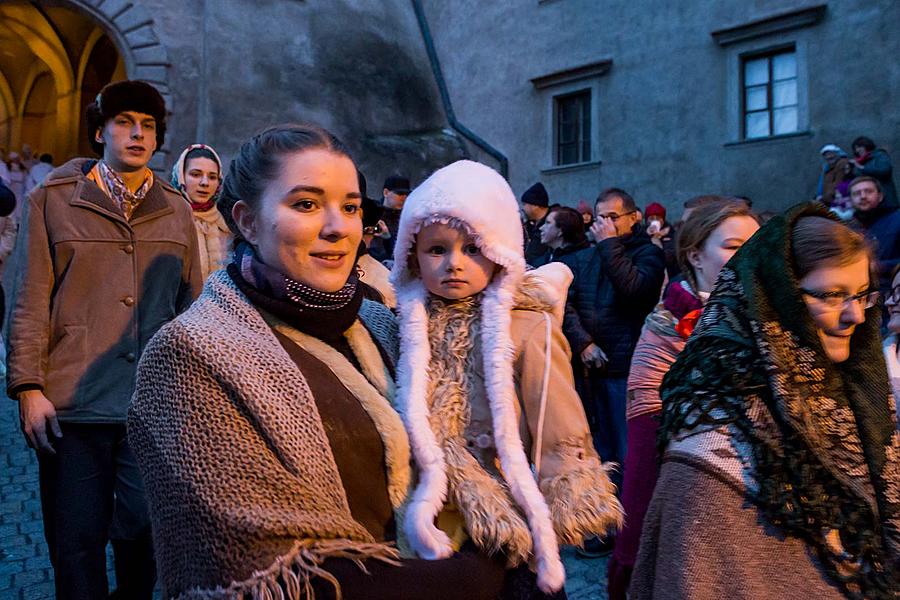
xmin=391 ymin=160 xmax=564 ymax=592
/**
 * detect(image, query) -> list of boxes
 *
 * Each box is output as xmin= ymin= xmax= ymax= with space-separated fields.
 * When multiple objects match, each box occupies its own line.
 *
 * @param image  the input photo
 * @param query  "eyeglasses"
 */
xmin=886 ymin=285 xmax=900 ymax=305
xmin=800 ymin=288 xmax=880 ymax=311
xmin=595 ymin=210 xmax=636 ymax=222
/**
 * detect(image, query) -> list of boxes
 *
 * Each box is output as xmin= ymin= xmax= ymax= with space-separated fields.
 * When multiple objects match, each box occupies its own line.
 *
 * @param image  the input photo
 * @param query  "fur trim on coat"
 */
xmin=390 ymin=161 xmax=587 ymax=592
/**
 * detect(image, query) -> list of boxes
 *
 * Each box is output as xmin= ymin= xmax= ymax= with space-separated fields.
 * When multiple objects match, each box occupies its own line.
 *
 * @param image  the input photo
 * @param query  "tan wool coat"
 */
xmin=7 ymin=158 xmax=202 ymax=422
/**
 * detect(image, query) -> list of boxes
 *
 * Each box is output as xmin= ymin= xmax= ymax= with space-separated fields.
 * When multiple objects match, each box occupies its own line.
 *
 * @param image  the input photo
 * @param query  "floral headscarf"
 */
xmin=170 ymin=143 xmax=223 ymax=211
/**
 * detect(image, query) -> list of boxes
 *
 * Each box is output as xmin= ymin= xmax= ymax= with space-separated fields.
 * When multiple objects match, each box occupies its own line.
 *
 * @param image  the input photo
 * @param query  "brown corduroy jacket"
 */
xmin=7 ymin=158 xmax=202 ymax=423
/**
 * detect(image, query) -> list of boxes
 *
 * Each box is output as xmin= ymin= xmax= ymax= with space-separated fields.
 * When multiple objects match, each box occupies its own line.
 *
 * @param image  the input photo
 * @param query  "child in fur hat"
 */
xmin=391 ymin=160 xmax=623 ymax=594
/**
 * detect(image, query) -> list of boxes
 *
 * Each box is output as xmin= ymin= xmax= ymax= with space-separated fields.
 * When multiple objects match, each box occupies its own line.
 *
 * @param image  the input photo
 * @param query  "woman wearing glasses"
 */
xmin=631 ymin=203 xmax=900 ymax=599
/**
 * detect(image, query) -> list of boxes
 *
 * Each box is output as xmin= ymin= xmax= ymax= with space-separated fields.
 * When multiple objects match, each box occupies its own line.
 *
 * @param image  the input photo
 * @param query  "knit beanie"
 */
xmin=390 ymin=160 xmax=564 ymax=591
xmin=644 ymin=202 xmax=666 ymax=220
xmin=86 ymin=80 xmax=167 ymax=156
xmin=521 ymin=182 xmax=549 ymax=207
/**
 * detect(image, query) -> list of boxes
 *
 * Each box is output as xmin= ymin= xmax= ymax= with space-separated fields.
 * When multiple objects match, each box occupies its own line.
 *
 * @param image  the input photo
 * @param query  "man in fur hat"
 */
xmin=8 ymin=79 xmax=201 ymax=599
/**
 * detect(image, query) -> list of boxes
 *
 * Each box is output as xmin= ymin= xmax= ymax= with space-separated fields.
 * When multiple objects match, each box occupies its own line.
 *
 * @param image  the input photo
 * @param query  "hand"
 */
xmin=580 ymin=343 xmax=608 ymax=369
xmin=375 ymin=219 xmax=391 ymax=239
xmin=590 ymin=217 xmax=617 ymax=242
xmin=18 ymin=390 xmax=61 ymax=454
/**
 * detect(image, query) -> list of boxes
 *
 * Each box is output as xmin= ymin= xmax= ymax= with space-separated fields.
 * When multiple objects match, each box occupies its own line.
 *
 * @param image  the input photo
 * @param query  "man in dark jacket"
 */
xmin=368 ymin=174 xmax=410 ymax=263
xmin=849 ymin=176 xmax=900 ymax=327
xmin=521 ymin=181 xmax=553 ymax=264
xmin=561 ymin=188 xmax=665 ymax=489
xmin=851 ymin=136 xmax=898 ymax=208
xmin=8 ymin=80 xmax=202 ymax=600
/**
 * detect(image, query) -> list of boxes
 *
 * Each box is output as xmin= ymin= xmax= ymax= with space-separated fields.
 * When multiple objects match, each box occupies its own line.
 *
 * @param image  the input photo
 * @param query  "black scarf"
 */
xmin=658 ymin=202 xmax=900 ymax=598
xmin=227 ymin=241 xmax=363 ymax=344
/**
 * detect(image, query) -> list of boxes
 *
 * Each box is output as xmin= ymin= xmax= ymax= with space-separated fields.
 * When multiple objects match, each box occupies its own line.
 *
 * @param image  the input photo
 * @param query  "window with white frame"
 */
xmin=555 ymin=90 xmax=591 ymax=165
xmin=741 ymin=47 xmax=798 ymax=139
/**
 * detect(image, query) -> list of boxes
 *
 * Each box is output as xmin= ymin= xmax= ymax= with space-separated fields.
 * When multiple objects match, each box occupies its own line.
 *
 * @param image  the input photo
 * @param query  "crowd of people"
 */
xmin=3 ymin=79 xmax=900 ymax=600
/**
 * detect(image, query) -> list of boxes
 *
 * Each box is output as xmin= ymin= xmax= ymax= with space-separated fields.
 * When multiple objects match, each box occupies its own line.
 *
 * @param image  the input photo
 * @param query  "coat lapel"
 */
xmin=130 ymin=182 xmax=174 ymax=225
xmin=69 ymin=179 xmax=129 ymax=226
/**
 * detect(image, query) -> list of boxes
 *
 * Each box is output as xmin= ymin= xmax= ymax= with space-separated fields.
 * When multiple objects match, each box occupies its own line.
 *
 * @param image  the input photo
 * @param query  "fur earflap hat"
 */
xmin=86 ymin=80 xmax=167 ymax=156
xmin=391 ymin=160 xmax=565 ymax=592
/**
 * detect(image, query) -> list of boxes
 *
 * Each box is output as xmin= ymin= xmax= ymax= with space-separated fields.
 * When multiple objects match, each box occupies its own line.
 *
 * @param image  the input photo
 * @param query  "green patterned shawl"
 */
xmin=658 ymin=202 xmax=900 ymax=598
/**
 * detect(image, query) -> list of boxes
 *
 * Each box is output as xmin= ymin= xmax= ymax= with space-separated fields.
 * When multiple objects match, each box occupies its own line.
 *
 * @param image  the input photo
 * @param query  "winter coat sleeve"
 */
xmin=177 ymin=219 xmax=203 ymax=311
xmin=561 ymin=255 xmax=595 ymax=354
xmin=596 ymin=237 xmax=666 ymax=301
xmin=855 ymin=151 xmax=893 ymax=179
xmin=7 ymin=190 xmax=53 ymax=396
xmin=513 ymin=311 xmax=623 ymax=545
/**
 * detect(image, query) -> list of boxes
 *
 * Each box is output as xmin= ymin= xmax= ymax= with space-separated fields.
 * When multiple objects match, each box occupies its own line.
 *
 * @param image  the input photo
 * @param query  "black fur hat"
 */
xmin=85 ymin=80 xmax=167 ymax=156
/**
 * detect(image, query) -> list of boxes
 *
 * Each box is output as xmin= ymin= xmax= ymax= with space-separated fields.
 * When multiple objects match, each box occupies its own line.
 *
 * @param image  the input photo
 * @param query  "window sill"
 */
xmin=541 ymin=160 xmax=602 ymax=174
xmin=724 ymin=130 xmax=812 ymax=147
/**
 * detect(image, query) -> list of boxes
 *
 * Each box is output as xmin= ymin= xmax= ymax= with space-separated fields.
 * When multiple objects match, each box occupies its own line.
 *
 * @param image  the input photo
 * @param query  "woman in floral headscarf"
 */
xmin=171 ymin=144 xmax=232 ymax=280
xmin=632 ymin=202 xmax=900 ymax=599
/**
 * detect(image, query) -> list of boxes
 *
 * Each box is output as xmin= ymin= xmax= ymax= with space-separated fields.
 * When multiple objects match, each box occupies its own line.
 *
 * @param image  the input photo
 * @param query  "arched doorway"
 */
xmin=77 ymin=33 xmax=126 ymax=157
xmin=19 ymin=71 xmax=57 ymax=155
xmin=0 ymin=1 xmax=171 ymax=167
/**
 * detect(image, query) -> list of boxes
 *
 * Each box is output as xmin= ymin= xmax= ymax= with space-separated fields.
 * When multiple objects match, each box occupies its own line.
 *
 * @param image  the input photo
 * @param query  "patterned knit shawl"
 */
xmin=658 ymin=202 xmax=900 ymax=598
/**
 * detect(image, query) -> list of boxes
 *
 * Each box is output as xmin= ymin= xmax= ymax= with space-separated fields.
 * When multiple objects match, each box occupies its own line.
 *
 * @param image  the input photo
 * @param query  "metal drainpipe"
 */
xmin=411 ymin=0 xmax=509 ymax=179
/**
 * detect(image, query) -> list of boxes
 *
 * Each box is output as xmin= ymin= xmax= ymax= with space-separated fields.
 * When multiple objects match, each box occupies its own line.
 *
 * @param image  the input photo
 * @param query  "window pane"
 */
xmin=745 ymin=86 xmax=768 ymax=111
xmin=772 ymin=80 xmax=797 ymax=108
xmin=581 ymin=100 xmax=591 ymax=161
xmin=560 ymin=123 xmax=577 ymax=144
xmin=773 ymin=107 xmax=798 ymax=134
xmin=744 ymin=58 xmax=768 ymax=86
xmin=772 ymin=52 xmax=796 ymax=80
xmin=556 ymin=91 xmax=591 ymax=165
xmin=745 ymin=112 xmax=769 ymax=138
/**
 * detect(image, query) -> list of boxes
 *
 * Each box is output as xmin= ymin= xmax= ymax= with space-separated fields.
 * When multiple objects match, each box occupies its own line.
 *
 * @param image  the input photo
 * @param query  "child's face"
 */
xmin=415 ymin=222 xmax=496 ymax=300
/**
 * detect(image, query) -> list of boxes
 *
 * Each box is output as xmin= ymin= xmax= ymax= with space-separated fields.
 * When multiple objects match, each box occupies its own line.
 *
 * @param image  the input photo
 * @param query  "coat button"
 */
xmin=123 ymin=296 xmax=135 ymax=307
xmin=125 ymin=352 xmax=136 ymax=363
xmin=123 ymin=244 xmax=134 ymax=254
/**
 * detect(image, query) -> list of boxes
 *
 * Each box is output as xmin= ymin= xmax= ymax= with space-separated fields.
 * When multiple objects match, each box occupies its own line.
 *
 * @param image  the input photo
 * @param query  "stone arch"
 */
xmin=19 ymin=70 xmax=58 ymax=156
xmin=63 ymin=0 xmax=173 ymax=169
xmin=0 ymin=3 xmax=78 ymax=158
xmin=76 ymin=27 xmax=109 ymax=94
xmin=0 ymin=71 xmax=16 ymax=149
xmin=76 ymin=30 xmax=125 ymax=156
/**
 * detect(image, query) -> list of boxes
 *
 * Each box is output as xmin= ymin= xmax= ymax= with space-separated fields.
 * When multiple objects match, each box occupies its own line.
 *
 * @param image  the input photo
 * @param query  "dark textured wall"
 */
xmin=138 ymin=0 xmax=465 ymax=188
xmin=421 ymin=0 xmax=900 ymax=216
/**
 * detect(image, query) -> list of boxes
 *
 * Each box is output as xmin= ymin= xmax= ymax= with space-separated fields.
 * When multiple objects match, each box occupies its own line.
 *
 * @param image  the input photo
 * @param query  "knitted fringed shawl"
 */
xmin=658 ymin=202 xmax=900 ymax=598
xmin=128 ymin=271 xmax=410 ymax=599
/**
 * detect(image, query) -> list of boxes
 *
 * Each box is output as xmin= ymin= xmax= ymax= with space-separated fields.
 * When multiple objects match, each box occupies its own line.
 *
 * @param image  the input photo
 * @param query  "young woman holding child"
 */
xmin=129 ymin=126 xmax=622 ymax=599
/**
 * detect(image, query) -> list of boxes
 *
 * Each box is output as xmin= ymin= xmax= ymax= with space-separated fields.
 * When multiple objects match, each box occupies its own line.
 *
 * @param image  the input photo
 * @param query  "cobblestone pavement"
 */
xmin=0 ymin=385 xmax=55 ymax=599
xmin=0 ymin=387 xmax=607 ymax=599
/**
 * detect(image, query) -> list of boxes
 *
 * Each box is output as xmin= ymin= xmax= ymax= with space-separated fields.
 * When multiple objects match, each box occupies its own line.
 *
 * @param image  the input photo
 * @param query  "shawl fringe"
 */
xmin=177 ymin=539 xmax=401 ymax=600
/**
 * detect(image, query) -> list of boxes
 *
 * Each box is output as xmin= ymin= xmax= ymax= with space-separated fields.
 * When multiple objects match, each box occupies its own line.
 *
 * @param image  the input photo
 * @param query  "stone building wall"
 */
xmin=420 ymin=0 xmax=900 ymax=215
